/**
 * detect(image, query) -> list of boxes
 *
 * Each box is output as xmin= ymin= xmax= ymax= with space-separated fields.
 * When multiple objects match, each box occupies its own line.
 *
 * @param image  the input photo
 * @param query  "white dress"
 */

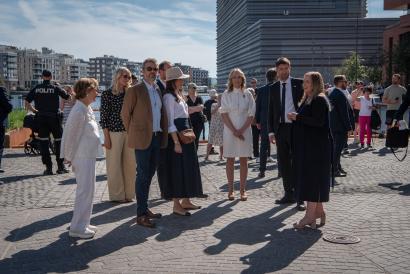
xmin=220 ymin=88 xmax=255 ymax=157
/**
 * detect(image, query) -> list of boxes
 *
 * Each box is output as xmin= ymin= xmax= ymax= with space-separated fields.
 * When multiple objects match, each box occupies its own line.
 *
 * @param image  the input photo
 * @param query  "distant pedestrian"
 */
xmin=350 ymin=81 xmax=364 ymax=143
xmin=250 ymin=78 xmax=260 ymax=160
xmin=100 ymin=67 xmax=136 ymax=203
xmin=161 ymin=67 xmax=204 ymax=216
xmin=60 ymin=85 xmax=76 ymax=127
xmin=204 ymin=89 xmax=218 ymax=156
xmin=290 ymin=72 xmax=331 ymax=229
xmin=255 ymin=68 xmax=277 ymax=178
xmin=61 ymin=78 xmax=101 ymax=239
xmin=383 ymin=74 xmax=407 ymax=129
xmin=0 ymin=86 xmax=13 ymax=173
xmin=220 ymin=68 xmax=255 ymax=201
xmin=205 ymin=93 xmax=224 ymax=161
xmin=186 ymin=82 xmax=206 ymax=151
xmin=357 ymin=86 xmax=375 ymax=149
xmin=156 ymin=60 xmax=172 ymax=95
xmin=328 ymin=75 xmax=353 ymax=177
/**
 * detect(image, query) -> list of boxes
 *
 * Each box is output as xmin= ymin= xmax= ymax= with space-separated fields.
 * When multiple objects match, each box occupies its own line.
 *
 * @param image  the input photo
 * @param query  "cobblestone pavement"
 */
xmin=0 ymin=139 xmax=409 ymax=273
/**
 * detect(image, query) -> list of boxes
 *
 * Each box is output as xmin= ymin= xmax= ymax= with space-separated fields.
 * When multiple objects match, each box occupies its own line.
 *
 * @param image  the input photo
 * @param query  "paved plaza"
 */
xmin=0 ymin=140 xmax=409 ymax=273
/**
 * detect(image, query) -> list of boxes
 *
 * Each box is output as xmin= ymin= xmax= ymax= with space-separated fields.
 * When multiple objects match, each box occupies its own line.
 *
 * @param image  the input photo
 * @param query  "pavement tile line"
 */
xmin=347 ymin=244 xmax=391 ymax=274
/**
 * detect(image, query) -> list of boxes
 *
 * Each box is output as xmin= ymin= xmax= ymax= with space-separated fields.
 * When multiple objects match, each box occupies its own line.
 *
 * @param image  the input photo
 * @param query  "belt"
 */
xmin=153 ymin=131 xmax=161 ymax=136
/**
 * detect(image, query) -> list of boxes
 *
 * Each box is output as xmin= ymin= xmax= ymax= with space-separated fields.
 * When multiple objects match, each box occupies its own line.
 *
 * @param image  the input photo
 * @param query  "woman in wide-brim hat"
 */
xmin=160 ymin=67 xmax=204 ymax=216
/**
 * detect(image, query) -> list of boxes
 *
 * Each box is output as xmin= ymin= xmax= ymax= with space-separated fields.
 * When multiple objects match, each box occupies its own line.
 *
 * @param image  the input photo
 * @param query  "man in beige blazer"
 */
xmin=121 ymin=58 xmax=168 ymax=228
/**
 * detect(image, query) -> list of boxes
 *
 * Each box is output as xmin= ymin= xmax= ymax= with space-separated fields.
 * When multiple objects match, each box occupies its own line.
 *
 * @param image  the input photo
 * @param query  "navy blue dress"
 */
xmin=293 ymin=95 xmax=331 ymax=202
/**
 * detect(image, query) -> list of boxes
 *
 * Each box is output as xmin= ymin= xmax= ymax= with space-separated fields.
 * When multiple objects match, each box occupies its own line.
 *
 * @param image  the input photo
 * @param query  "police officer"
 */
xmin=25 ymin=70 xmax=70 ymax=175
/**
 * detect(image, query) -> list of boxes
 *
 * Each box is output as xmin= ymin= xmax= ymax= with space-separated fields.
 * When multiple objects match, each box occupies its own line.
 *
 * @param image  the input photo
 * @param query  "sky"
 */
xmin=0 ymin=0 xmax=406 ymax=78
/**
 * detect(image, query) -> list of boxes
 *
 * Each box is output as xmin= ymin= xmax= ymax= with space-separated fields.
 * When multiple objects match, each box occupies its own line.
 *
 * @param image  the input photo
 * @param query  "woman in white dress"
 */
xmin=220 ymin=68 xmax=255 ymax=201
xmin=61 ymin=78 xmax=101 ymax=239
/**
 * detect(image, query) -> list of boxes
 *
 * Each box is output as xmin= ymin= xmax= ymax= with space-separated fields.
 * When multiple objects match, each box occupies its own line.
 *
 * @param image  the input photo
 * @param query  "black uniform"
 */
xmin=25 ymin=80 xmax=69 ymax=170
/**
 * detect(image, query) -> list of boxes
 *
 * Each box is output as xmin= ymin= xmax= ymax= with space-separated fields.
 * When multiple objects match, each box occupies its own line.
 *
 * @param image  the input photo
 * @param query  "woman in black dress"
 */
xmin=186 ymin=83 xmax=205 ymax=151
xmin=287 ymin=71 xmax=331 ymax=229
xmin=161 ymin=67 xmax=204 ymax=216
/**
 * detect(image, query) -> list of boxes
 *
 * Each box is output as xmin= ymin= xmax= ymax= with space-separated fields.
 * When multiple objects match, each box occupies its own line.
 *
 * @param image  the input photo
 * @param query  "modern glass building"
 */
xmin=216 ymin=0 xmax=398 ymax=87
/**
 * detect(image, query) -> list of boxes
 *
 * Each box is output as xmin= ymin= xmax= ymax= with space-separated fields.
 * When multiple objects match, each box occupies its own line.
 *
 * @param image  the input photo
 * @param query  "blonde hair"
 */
xmin=112 ymin=67 xmax=131 ymax=94
xmin=300 ymin=72 xmax=329 ymax=108
xmin=74 ymin=78 xmax=98 ymax=99
xmin=227 ymin=68 xmax=246 ymax=92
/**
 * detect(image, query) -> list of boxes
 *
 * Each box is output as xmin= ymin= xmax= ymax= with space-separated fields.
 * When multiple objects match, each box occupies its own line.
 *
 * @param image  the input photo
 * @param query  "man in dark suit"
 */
xmin=0 ymin=86 xmax=13 ymax=173
xmin=256 ymin=68 xmax=277 ymax=178
xmin=328 ymin=75 xmax=353 ymax=177
xmin=156 ymin=60 xmax=172 ymax=95
xmin=268 ymin=57 xmax=305 ymax=211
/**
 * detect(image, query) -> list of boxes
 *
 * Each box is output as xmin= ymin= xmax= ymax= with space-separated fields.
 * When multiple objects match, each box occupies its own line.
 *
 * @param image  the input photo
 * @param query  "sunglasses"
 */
xmin=122 ymin=75 xmax=131 ymax=80
xmin=145 ymin=67 xmax=158 ymax=72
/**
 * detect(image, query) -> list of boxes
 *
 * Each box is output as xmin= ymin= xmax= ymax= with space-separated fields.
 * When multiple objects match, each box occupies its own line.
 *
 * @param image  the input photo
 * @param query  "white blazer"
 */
xmin=60 ymin=101 xmax=101 ymax=161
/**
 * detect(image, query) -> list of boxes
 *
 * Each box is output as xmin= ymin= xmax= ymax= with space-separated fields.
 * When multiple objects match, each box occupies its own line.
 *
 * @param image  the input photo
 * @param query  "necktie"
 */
xmin=281 ymin=82 xmax=286 ymax=123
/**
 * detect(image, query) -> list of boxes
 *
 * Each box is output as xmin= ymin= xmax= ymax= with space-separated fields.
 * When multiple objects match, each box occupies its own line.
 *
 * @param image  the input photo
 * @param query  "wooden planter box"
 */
xmin=4 ymin=128 xmax=31 ymax=148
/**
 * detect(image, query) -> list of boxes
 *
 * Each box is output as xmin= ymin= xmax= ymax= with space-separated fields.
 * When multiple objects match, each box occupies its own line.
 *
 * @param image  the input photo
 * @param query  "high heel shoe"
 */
xmin=228 ymin=182 xmax=235 ymax=201
xmin=240 ymin=190 xmax=247 ymax=201
xmin=293 ymin=220 xmax=316 ymax=229
xmin=317 ymin=213 xmax=326 ymax=228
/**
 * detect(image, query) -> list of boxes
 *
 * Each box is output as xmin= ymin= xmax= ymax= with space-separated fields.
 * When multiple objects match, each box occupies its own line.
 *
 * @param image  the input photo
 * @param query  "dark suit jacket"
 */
xmin=156 ymin=79 xmax=166 ymax=96
xmin=0 ymin=86 xmax=12 ymax=123
xmin=268 ymin=78 xmax=304 ymax=134
xmin=394 ymin=87 xmax=410 ymax=120
xmin=328 ymin=88 xmax=353 ymax=133
xmin=255 ymin=83 xmax=273 ymax=133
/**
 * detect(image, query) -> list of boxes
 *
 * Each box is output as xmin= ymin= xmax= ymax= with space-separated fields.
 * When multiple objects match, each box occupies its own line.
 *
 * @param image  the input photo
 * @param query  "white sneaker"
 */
xmin=267 ymin=157 xmax=275 ymax=163
xmin=256 ymin=157 xmax=260 ymax=163
xmin=88 ymin=225 xmax=98 ymax=232
xmin=69 ymin=228 xmax=96 ymax=239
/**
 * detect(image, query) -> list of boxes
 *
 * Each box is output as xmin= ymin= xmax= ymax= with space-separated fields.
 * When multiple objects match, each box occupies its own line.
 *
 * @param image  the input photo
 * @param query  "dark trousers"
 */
xmin=276 ymin=123 xmax=295 ymax=196
xmin=135 ymin=134 xmax=161 ymax=217
xmin=251 ymin=125 xmax=260 ymax=157
xmin=0 ymin=122 xmax=5 ymax=168
xmin=37 ymin=114 xmax=63 ymax=169
xmin=332 ymin=131 xmax=348 ymax=172
xmin=192 ymin=123 xmax=203 ymax=152
xmin=259 ymin=129 xmax=271 ymax=172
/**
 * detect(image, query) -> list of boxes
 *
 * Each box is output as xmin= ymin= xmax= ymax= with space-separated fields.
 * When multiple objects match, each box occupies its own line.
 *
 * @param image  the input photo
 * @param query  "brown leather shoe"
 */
xmin=136 ymin=215 xmax=155 ymax=228
xmin=146 ymin=209 xmax=162 ymax=219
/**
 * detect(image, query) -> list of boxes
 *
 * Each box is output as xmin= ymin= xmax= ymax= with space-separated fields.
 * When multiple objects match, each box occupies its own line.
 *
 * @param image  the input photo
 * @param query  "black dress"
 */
xmin=293 ymin=95 xmax=331 ymax=202
xmin=161 ymin=117 xmax=204 ymax=199
xmin=186 ymin=96 xmax=205 ymax=150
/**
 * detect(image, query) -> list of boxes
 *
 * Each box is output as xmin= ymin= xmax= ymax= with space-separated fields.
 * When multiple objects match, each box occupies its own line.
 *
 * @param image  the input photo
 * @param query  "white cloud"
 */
xmin=0 ymin=0 xmax=217 ymax=76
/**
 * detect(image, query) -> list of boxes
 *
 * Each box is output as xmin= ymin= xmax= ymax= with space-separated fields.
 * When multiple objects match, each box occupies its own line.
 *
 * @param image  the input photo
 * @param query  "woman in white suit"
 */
xmin=61 ymin=78 xmax=101 ymax=239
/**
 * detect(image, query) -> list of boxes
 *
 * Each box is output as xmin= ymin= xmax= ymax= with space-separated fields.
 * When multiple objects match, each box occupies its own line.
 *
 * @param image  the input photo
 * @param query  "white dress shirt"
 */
xmin=143 ymin=79 xmax=162 ymax=132
xmin=280 ymin=77 xmax=296 ymax=123
xmin=60 ymin=100 xmax=101 ymax=161
xmin=163 ymin=93 xmax=189 ymax=133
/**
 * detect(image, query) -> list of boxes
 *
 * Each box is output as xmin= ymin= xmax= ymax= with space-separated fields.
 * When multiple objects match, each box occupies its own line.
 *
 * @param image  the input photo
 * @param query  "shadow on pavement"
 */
xmin=0 ymin=174 xmax=45 ymax=184
xmin=155 ymin=200 xmax=239 ymax=242
xmin=378 ymin=182 xmax=410 ymax=196
xmin=204 ymin=205 xmax=321 ymax=273
xmin=5 ymin=202 xmax=119 ymax=242
xmin=58 ymin=174 xmax=107 ymax=185
xmin=219 ymin=176 xmax=279 ymax=192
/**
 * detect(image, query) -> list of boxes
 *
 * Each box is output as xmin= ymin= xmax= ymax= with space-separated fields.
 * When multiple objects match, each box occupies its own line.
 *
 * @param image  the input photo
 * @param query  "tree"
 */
xmin=335 ymin=52 xmax=367 ymax=82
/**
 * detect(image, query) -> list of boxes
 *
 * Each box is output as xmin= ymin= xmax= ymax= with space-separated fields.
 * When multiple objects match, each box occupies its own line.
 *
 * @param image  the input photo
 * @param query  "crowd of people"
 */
xmin=0 ymin=55 xmax=408 ymax=239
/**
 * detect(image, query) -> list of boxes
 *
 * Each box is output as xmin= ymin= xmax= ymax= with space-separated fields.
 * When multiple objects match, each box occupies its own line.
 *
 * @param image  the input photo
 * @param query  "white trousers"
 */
xmin=70 ymin=157 xmax=96 ymax=232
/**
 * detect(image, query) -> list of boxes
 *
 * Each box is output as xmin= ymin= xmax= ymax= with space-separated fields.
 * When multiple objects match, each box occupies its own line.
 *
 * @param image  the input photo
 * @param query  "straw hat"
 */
xmin=166 ymin=67 xmax=190 ymax=81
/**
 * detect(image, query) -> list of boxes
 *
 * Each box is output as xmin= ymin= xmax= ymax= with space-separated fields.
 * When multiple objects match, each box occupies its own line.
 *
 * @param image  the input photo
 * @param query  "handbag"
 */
xmin=385 ymin=126 xmax=409 ymax=161
xmin=177 ymin=129 xmax=196 ymax=144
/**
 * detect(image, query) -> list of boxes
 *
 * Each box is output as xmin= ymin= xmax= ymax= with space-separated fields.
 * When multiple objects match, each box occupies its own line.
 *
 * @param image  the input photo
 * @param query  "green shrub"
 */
xmin=7 ymin=109 xmax=27 ymax=131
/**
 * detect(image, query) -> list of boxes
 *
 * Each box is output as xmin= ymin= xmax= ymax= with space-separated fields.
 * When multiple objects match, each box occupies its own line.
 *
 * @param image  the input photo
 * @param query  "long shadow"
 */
xmin=155 ymin=200 xmax=239 ymax=242
xmin=371 ymin=146 xmax=404 ymax=157
xmin=58 ymin=174 xmax=107 ymax=185
xmin=5 ymin=202 xmax=118 ymax=242
xmin=2 ymin=152 xmax=32 ymax=159
xmin=204 ymin=206 xmax=321 ymax=273
xmin=344 ymin=147 xmax=369 ymax=157
xmin=0 ymin=174 xmax=45 ymax=184
xmin=378 ymin=182 xmax=410 ymax=196
xmin=219 ymin=175 xmax=280 ymax=193
xmin=0 ymin=218 xmax=157 ymax=273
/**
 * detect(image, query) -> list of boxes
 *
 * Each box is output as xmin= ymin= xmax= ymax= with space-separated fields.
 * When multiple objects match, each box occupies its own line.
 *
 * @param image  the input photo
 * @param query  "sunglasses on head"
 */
xmin=145 ymin=67 xmax=158 ymax=72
